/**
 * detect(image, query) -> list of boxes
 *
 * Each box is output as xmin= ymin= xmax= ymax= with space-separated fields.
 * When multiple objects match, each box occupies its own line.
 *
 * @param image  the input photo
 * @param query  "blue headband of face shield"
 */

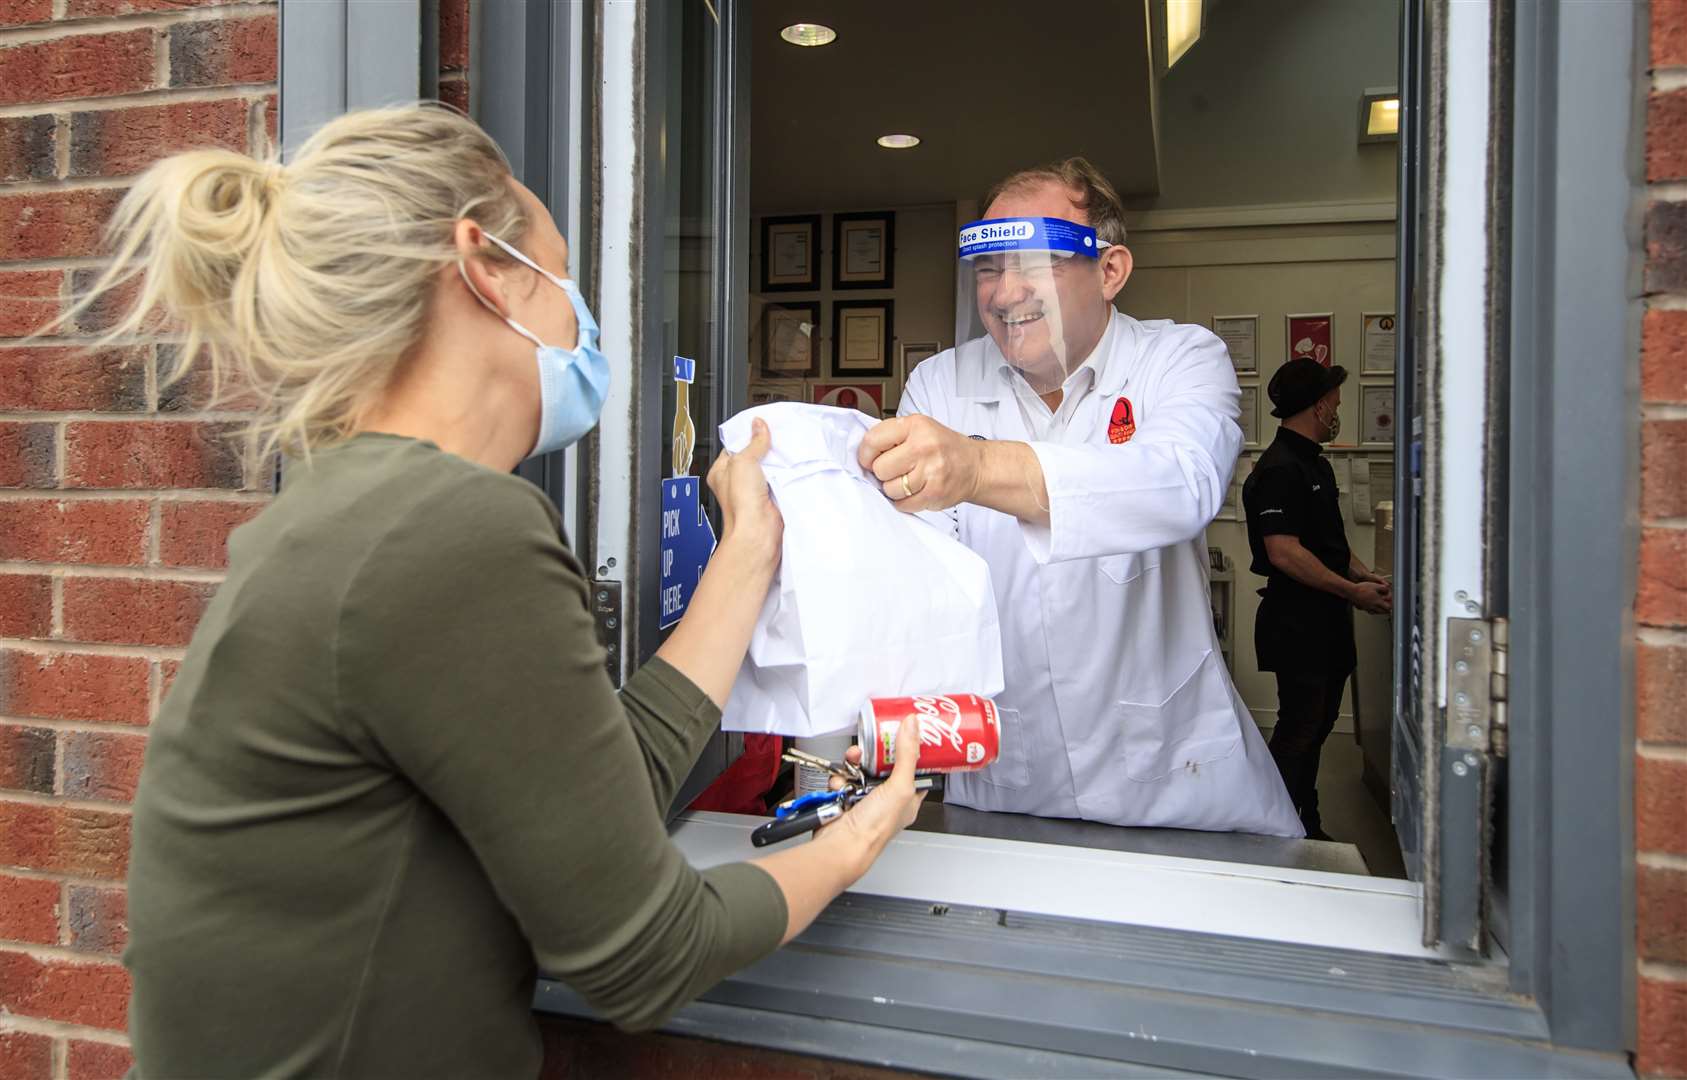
xmin=957 ymin=217 xmax=1115 ymax=261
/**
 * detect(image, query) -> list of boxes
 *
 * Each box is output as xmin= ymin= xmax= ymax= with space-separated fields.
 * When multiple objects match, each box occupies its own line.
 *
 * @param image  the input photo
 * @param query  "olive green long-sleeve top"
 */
xmin=124 ymin=433 xmax=786 ymax=1079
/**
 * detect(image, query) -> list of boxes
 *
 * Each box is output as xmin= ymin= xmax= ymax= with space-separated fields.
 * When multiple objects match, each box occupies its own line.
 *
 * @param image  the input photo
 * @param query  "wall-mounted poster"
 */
xmin=748 ymin=380 xmax=806 ymax=407
xmin=832 ymin=299 xmax=894 ymax=376
xmin=833 ymin=211 xmax=895 ymax=289
xmin=810 ymin=380 xmax=888 ymax=419
xmin=759 ymin=301 xmax=820 ymax=378
xmin=1213 ymin=315 xmax=1259 ymax=374
xmin=1238 ymin=385 xmax=1260 ymax=446
xmin=760 ymin=214 xmax=820 ymax=292
xmin=1362 ymin=312 xmax=1396 ymax=374
xmin=1286 ymin=313 xmax=1334 ymax=367
xmin=1361 ymin=384 xmax=1396 ymax=445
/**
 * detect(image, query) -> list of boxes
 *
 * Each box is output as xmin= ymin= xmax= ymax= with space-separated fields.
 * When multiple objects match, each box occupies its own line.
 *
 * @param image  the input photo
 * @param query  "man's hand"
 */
xmin=858 ymin=415 xmax=985 ymax=513
xmin=1349 ymin=581 xmax=1393 ymax=615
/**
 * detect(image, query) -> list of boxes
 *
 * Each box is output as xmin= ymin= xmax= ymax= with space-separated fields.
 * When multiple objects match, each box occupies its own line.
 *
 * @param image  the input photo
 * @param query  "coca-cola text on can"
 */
xmin=858 ymin=694 xmax=1001 ymax=777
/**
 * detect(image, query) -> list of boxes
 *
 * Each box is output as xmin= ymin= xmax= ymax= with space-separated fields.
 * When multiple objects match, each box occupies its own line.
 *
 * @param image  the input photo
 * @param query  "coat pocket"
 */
xmin=1098 ymin=549 xmax=1162 ymax=586
xmin=1115 ymin=650 xmax=1241 ymax=782
xmin=973 ymin=708 xmax=1031 ymax=789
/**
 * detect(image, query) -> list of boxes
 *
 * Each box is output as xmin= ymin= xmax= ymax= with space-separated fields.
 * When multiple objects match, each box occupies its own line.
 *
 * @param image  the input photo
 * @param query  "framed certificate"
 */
xmin=1238 ymin=385 xmax=1260 ymax=446
xmin=760 ymin=214 xmax=820 ymax=292
xmin=747 ymin=380 xmax=806 ymax=407
xmin=832 ymin=299 xmax=894 ymax=376
xmin=832 ymin=211 xmax=894 ymax=289
xmin=1286 ymin=312 xmax=1334 ymax=367
xmin=809 ymin=380 xmax=888 ymax=419
xmin=1361 ymin=383 xmax=1396 ymax=446
xmin=1362 ymin=312 xmax=1397 ymax=374
xmin=898 ymin=339 xmax=941 ymax=382
xmin=1213 ymin=314 xmax=1259 ymax=375
xmin=759 ymin=301 xmax=820 ymax=378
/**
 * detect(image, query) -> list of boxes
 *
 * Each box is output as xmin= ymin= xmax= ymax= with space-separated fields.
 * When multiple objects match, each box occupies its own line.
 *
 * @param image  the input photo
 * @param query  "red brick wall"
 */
xmin=0 ymin=0 xmax=277 ymax=1071
xmin=1643 ymin=3 xmax=1687 ymax=1077
xmin=0 ymin=0 xmax=470 ymax=1072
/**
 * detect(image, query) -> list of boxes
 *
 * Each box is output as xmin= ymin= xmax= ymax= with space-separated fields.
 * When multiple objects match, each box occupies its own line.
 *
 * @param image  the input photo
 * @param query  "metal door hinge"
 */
xmin=1446 ymin=616 xmax=1507 ymax=759
xmin=590 ymin=580 xmax=623 ymax=688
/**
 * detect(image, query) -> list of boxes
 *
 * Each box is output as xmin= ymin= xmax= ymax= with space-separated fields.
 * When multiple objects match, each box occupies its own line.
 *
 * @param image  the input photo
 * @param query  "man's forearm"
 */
xmin=1270 ymin=540 xmax=1355 ymax=601
xmin=968 ymin=440 xmax=1051 ymax=527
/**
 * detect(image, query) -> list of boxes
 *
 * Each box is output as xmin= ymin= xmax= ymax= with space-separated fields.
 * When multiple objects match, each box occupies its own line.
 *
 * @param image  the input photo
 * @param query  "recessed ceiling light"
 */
xmin=877 ymin=134 xmax=920 ymax=150
xmin=780 ymin=23 xmax=836 ymax=47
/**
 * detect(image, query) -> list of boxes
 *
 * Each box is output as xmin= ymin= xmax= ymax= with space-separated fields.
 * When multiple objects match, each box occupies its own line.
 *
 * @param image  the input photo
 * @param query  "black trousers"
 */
xmin=1268 ymin=670 xmax=1350 ymax=834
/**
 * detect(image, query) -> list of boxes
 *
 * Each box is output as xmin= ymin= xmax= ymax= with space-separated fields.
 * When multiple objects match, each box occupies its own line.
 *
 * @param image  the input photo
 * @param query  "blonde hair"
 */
xmin=54 ymin=102 xmax=528 ymax=468
xmin=982 ymin=156 xmax=1129 ymax=247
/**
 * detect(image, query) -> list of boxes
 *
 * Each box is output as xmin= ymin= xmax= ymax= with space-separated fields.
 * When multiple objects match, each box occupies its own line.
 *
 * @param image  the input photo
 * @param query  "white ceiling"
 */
xmin=750 ymin=0 xmax=1161 ymax=215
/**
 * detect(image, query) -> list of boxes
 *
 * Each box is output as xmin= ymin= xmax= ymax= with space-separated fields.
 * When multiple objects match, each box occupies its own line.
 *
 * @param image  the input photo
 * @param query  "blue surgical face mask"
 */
xmin=460 ymin=231 xmax=610 ymax=458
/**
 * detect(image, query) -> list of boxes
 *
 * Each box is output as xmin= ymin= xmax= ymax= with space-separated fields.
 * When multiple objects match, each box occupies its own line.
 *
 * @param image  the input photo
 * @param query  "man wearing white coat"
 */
xmin=859 ymin=158 xmax=1303 ymax=837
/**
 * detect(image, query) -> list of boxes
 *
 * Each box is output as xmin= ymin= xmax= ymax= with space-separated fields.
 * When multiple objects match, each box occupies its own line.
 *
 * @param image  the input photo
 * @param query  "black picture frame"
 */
xmin=759 ymin=300 xmax=821 ymax=379
xmin=831 ymin=299 xmax=895 ymax=377
xmin=832 ymin=211 xmax=895 ymax=290
xmin=759 ymin=214 xmax=821 ymax=293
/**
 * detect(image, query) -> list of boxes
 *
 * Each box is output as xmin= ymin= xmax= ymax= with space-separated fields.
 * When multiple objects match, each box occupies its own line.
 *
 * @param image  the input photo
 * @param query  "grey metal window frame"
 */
xmin=285 ymin=0 xmax=1639 ymax=1072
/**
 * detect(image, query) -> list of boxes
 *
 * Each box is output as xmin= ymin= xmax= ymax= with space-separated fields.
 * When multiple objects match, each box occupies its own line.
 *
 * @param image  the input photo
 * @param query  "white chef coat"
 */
xmin=899 ymin=311 xmax=1304 ymax=837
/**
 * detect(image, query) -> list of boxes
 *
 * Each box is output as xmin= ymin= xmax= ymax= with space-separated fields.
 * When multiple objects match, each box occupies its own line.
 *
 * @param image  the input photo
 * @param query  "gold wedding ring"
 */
xmin=900 ymin=473 xmax=914 ymax=499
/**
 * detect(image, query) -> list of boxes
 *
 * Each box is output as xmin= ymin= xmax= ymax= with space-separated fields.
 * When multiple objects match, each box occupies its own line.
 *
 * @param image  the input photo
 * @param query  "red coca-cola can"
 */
xmin=858 ymin=693 xmax=1001 ymax=777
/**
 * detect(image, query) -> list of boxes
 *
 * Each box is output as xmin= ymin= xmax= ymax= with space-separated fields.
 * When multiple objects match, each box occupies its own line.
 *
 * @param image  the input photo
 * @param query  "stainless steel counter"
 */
xmin=909 ymin=800 xmax=1372 ymax=876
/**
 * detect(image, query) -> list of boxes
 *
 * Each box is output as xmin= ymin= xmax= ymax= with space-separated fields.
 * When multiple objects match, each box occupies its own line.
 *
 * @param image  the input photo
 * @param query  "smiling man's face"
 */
xmin=976 ymin=180 xmax=1113 ymax=390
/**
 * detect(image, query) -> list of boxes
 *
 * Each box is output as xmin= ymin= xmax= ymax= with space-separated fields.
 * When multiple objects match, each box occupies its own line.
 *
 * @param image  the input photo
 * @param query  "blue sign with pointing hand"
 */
xmin=659 ymin=476 xmax=715 ymax=629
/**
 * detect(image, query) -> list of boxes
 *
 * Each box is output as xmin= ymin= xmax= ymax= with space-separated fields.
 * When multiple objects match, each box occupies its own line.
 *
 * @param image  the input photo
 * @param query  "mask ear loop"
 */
xmin=457 ymin=258 xmax=546 ymax=350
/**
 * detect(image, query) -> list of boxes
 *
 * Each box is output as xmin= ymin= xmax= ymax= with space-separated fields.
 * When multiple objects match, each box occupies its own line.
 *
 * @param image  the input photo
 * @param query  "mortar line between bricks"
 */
xmin=0 ymin=411 xmax=256 ymax=421
xmin=1656 ymin=67 xmax=1687 ymax=93
xmin=1649 ymin=179 xmax=1687 ymax=202
xmin=1645 ymin=293 xmax=1687 ymax=311
xmin=1642 ymin=402 xmax=1687 ymax=419
xmin=1639 ymin=851 xmax=1687 ymax=871
xmin=1638 ymin=624 xmax=1687 ymax=646
xmin=1639 ymin=960 xmax=1687 ymax=982
xmin=0 ymin=561 xmax=224 ymax=581
xmin=0 ymin=490 xmax=269 ymax=503
xmin=0 ymin=940 xmax=129 ymax=967
xmin=0 ymin=638 xmax=184 ymax=661
xmin=0 ymin=1014 xmax=129 ymax=1046
xmin=0 ymin=176 xmax=132 ymax=195
xmin=147 ymin=498 xmax=160 ymax=566
xmin=1640 ymin=517 xmax=1687 ymax=529
xmin=1638 ymin=741 xmax=1687 ymax=762
xmin=0 ymin=4 xmax=274 ymax=47
xmin=0 ymin=788 xmax=133 ymax=813
xmin=0 ymin=83 xmax=278 ymax=122
xmin=147 ymin=658 xmax=160 ymax=720
xmin=49 ymin=572 xmax=63 ymax=636
xmin=0 ymin=715 xmax=149 ymax=735
xmin=0 ymin=862 xmax=132 ymax=889
xmin=56 ymin=878 xmax=69 ymax=946
xmin=52 ymin=1034 xmax=66 ymax=1080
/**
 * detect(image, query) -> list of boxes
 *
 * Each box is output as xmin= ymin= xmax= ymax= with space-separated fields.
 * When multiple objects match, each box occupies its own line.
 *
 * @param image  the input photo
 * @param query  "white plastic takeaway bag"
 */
xmin=719 ymin=403 xmax=1004 ymax=737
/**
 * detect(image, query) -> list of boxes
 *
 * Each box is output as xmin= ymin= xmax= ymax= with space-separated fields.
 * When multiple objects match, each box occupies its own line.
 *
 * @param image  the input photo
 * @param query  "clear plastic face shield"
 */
xmin=955 ymin=217 xmax=1115 ymax=396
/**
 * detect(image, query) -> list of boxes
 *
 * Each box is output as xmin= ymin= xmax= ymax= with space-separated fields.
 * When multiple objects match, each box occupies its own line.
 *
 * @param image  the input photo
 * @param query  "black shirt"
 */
xmin=1242 ymin=427 xmax=1356 ymax=675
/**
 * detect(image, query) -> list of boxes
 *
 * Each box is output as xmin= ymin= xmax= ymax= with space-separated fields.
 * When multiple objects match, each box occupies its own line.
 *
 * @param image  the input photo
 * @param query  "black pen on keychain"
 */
xmin=750 ymin=777 xmax=936 ymax=848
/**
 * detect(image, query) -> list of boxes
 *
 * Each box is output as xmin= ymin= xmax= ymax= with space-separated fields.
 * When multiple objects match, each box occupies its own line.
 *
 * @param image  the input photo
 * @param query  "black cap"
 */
xmin=1268 ymin=357 xmax=1348 ymax=418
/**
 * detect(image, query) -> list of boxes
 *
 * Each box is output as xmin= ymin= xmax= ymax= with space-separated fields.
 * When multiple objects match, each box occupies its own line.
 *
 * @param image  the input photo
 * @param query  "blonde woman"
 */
xmin=60 ymin=104 xmax=926 ymax=1078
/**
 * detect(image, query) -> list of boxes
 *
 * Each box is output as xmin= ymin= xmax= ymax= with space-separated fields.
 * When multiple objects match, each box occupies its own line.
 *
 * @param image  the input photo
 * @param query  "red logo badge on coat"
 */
xmin=1107 ymin=396 xmax=1136 ymax=444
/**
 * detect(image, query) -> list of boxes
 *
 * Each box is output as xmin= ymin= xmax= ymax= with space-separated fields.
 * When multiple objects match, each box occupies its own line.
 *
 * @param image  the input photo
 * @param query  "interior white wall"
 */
xmin=1118 ymin=218 xmax=1398 ymax=732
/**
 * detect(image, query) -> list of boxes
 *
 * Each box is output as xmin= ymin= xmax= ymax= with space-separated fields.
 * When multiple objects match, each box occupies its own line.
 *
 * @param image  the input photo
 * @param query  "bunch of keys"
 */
xmin=750 ymin=749 xmax=933 ymax=848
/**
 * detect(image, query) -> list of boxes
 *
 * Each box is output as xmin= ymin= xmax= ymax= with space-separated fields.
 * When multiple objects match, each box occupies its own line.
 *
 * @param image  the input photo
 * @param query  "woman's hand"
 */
xmin=823 ymin=715 xmax=927 ymax=873
xmin=707 ymin=417 xmax=782 ymax=565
